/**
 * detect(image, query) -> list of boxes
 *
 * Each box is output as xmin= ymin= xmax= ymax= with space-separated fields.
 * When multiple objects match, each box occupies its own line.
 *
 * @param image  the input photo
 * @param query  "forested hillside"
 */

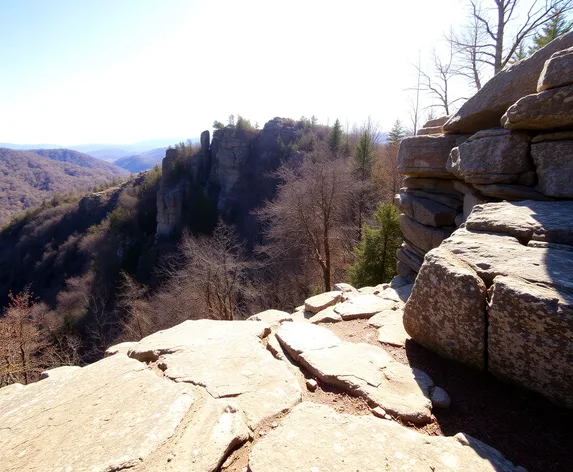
xmin=0 ymin=148 xmax=128 ymax=225
xmin=0 ymin=116 xmax=406 ymax=385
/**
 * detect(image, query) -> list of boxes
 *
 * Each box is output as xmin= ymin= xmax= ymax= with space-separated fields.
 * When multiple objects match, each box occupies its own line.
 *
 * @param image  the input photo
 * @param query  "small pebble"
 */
xmin=306 ymin=378 xmax=318 ymax=392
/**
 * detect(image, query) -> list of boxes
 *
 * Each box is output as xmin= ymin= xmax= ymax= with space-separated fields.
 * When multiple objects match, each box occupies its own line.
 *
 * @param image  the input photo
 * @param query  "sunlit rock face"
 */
xmin=398 ymin=34 xmax=573 ymax=406
xmin=156 ymin=118 xmax=299 ymax=243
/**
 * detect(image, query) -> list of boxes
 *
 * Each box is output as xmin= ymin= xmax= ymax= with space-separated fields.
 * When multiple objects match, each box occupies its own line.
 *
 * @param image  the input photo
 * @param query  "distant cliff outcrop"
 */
xmin=156 ymin=118 xmax=300 ymax=242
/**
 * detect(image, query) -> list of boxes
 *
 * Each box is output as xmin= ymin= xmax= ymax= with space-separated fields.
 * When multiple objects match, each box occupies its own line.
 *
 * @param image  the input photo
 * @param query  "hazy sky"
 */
xmin=1 ymin=0 xmax=479 ymax=144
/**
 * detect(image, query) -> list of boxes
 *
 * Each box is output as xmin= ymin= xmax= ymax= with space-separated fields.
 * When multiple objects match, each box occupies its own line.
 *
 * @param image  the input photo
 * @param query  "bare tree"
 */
xmin=416 ymin=47 xmax=465 ymax=115
xmin=157 ymin=220 xmax=256 ymax=322
xmin=257 ymin=146 xmax=357 ymax=291
xmin=450 ymin=0 xmax=573 ymax=85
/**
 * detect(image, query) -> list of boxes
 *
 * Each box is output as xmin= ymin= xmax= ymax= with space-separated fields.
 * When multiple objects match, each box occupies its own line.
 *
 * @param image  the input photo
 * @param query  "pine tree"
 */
xmin=328 ymin=118 xmax=343 ymax=155
xmin=529 ymin=7 xmax=573 ymax=54
xmin=387 ymin=120 xmax=405 ymax=145
xmin=348 ymin=203 xmax=402 ymax=287
xmin=355 ymin=128 xmax=375 ymax=181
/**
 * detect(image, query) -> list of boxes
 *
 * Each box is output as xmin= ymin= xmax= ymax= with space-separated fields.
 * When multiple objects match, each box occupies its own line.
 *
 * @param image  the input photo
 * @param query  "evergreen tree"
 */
xmin=387 ymin=120 xmax=405 ymax=145
xmin=328 ymin=118 xmax=343 ymax=155
xmin=355 ymin=128 xmax=375 ymax=181
xmin=348 ymin=203 xmax=402 ymax=287
xmin=529 ymin=7 xmax=573 ymax=54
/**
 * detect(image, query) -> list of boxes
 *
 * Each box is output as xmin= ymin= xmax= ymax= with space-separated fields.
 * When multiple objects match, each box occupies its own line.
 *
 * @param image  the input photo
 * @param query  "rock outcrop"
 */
xmin=442 ymin=32 xmax=573 ymax=133
xmin=156 ymin=118 xmax=299 ymax=242
xmin=399 ymin=34 xmax=573 ymax=406
xmin=0 ymin=283 xmax=527 ymax=471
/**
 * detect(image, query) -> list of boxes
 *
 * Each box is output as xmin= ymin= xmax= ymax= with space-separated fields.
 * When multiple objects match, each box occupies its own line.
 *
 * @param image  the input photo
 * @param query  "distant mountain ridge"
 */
xmin=0 ymin=138 xmax=198 ymax=172
xmin=113 ymin=147 xmax=167 ymax=173
xmin=0 ymin=147 xmax=128 ymax=226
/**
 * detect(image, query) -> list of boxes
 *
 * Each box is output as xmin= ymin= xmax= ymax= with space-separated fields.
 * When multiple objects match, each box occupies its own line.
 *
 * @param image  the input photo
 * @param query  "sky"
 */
xmin=0 ymin=0 xmax=483 ymax=145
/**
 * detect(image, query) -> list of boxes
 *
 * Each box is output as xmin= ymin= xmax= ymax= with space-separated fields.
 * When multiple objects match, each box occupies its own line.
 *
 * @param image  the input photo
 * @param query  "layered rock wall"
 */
xmin=399 ymin=33 xmax=573 ymax=406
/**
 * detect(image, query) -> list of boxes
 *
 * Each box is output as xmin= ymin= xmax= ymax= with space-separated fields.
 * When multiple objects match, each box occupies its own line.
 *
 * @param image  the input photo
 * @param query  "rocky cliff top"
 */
xmin=1 ymin=279 xmax=530 ymax=472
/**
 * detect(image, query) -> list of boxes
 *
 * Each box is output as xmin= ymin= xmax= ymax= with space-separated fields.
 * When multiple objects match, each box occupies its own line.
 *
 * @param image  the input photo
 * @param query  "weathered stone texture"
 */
xmin=397 ymin=192 xmax=458 ymax=227
xmin=249 ymin=403 xmax=523 ymax=472
xmin=465 ymin=201 xmax=573 ymax=245
xmin=447 ymin=129 xmax=532 ymax=184
xmin=403 ymin=247 xmax=487 ymax=369
xmin=276 ymin=324 xmax=434 ymax=423
xmin=488 ymin=276 xmax=573 ymax=407
xmin=400 ymin=213 xmax=454 ymax=253
xmin=127 ymin=320 xmax=301 ymax=428
xmin=398 ymin=134 xmax=469 ymax=178
xmin=538 ymin=46 xmax=573 ymax=91
xmin=531 ymin=139 xmax=573 ymax=198
xmin=0 ymin=355 xmax=195 ymax=472
xmin=502 ymin=84 xmax=573 ymax=130
xmin=443 ymin=32 xmax=573 ymax=133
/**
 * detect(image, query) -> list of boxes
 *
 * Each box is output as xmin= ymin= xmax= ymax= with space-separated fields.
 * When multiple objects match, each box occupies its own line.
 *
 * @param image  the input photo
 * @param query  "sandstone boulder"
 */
xmin=334 ymin=293 xmax=399 ymax=320
xmin=369 ymin=309 xmax=411 ymax=347
xmin=424 ymin=115 xmax=450 ymax=127
xmin=502 ymin=84 xmax=573 ymax=130
xmin=443 ymin=32 xmax=573 ymax=133
xmin=248 ymin=402 xmax=524 ymax=472
xmin=404 ymin=187 xmax=463 ymax=209
xmin=538 ymin=46 xmax=573 ymax=91
xmin=333 ymin=282 xmax=358 ymax=293
xmin=397 ymin=192 xmax=458 ymax=227
xmin=400 ymin=213 xmax=454 ymax=253
xmin=488 ymin=275 xmax=573 ymax=407
xmin=304 ymin=291 xmax=342 ymax=313
xmin=397 ymin=246 xmax=424 ymax=274
xmin=474 ymin=184 xmax=550 ymax=201
xmin=403 ymin=247 xmax=487 ymax=369
xmin=398 ymin=134 xmax=469 ymax=178
xmin=531 ymin=139 xmax=573 ymax=197
xmin=247 ymin=309 xmax=292 ymax=325
xmin=447 ymin=129 xmax=532 ymax=184
xmin=309 ymin=305 xmax=342 ymax=324
xmin=417 ymin=126 xmax=443 ymax=135
xmin=276 ymin=323 xmax=435 ymax=423
xmin=465 ymin=200 xmax=573 ymax=245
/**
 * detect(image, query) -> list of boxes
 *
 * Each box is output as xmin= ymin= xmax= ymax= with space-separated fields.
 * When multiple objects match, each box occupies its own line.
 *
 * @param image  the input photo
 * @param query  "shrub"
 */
xmin=348 ymin=203 xmax=402 ymax=287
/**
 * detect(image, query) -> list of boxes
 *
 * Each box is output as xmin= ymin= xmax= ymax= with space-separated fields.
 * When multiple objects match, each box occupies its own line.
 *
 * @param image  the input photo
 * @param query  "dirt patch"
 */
xmin=320 ymin=318 xmax=573 ymax=472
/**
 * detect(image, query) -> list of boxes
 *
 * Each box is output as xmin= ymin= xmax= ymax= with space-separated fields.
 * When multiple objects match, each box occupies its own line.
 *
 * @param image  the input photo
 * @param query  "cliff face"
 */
xmin=156 ymin=118 xmax=299 ymax=243
xmin=398 ymin=33 xmax=573 ymax=407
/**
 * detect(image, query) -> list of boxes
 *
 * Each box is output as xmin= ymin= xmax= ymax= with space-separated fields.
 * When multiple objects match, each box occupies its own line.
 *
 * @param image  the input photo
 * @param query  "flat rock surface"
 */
xmin=248 ymin=402 xmax=524 ymax=472
xmin=247 ymin=309 xmax=292 ymax=325
xmin=465 ymin=200 xmax=573 ymax=245
xmin=0 ymin=354 xmax=195 ymax=472
xmin=474 ymin=183 xmax=551 ymax=201
xmin=127 ymin=320 xmax=302 ymax=428
xmin=304 ymin=290 xmax=342 ymax=313
xmin=368 ymin=309 xmax=411 ymax=347
xmin=276 ymin=323 xmax=434 ymax=423
xmin=334 ymin=293 xmax=399 ymax=320
xmin=309 ymin=305 xmax=342 ymax=324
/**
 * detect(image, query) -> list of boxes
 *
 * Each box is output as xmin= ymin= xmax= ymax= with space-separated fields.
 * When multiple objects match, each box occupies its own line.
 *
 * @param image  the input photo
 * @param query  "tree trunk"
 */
xmin=495 ymin=2 xmax=505 ymax=73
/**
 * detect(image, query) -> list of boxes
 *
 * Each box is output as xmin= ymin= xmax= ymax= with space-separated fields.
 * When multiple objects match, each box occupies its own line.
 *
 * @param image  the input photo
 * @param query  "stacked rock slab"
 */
xmin=401 ymin=34 xmax=573 ymax=406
